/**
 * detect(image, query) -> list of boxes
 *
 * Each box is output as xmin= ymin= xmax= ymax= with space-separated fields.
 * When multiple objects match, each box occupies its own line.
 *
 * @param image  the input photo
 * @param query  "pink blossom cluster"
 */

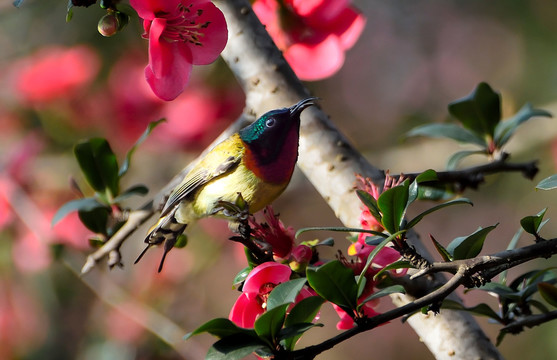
xmin=228 ymin=195 xmax=404 ymax=332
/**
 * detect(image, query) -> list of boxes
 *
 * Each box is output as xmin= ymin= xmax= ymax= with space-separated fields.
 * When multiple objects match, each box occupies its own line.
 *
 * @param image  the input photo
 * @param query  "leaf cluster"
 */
xmin=52 ymin=120 xmax=163 ymax=247
xmin=407 ymin=82 xmax=552 ymax=169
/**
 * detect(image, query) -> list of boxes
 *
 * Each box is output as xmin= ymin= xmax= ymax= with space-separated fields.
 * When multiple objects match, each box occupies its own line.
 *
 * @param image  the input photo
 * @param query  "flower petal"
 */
xmin=285 ymin=35 xmax=344 ymax=81
xmin=229 ymin=292 xmax=264 ymax=328
xmin=332 ymin=7 xmax=366 ymax=50
xmin=188 ymin=1 xmax=229 ymax=65
xmin=291 ymin=0 xmax=349 ymax=22
xmin=242 ymin=262 xmax=292 ymax=294
xmin=331 ymin=303 xmax=355 ymax=330
xmin=146 ymin=18 xmax=193 ymax=100
xmin=130 ymin=0 xmax=181 ymax=20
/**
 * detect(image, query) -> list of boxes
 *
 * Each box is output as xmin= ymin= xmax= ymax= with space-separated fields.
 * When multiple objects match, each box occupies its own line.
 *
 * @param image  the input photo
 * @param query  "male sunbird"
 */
xmin=136 ymin=98 xmax=317 ymax=272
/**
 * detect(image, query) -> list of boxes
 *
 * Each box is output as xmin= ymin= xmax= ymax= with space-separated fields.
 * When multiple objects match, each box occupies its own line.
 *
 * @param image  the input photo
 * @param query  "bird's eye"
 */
xmin=265 ymin=118 xmax=276 ymax=127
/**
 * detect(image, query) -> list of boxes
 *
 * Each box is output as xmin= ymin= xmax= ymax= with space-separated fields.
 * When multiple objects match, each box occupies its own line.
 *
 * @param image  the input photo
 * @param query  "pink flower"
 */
xmin=14 ymin=45 xmax=100 ymax=104
xmin=250 ymin=206 xmax=295 ymax=259
xmin=253 ymin=0 xmax=365 ymax=81
xmin=354 ymin=173 xmax=406 ymax=244
xmin=332 ymin=302 xmax=380 ymax=330
xmin=289 ymin=244 xmax=313 ymax=272
xmin=130 ymin=0 xmax=228 ymax=101
xmin=230 ymin=262 xmax=313 ymax=328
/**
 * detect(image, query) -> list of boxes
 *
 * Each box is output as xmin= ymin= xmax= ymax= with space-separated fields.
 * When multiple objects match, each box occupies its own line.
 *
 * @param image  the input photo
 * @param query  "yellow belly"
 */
xmin=174 ymin=163 xmax=287 ymax=224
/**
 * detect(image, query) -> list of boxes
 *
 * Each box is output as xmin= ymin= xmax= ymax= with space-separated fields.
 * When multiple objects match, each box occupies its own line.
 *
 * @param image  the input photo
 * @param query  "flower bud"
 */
xmin=98 ymin=13 xmax=119 ymax=37
xmin=289 ymin=245 xmax=313 ymax=272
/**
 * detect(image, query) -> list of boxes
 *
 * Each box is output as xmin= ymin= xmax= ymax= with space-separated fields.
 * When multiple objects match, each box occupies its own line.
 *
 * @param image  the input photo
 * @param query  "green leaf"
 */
xmin=306 ymin=261 xmax=358 ymax=311
xmin=119 ymin=119 xmax=165 ymax=178
xmin=206 ymin=334 xmax=269 ymax=360
xmin=279 ymin=322 xmax=323 ymax=342
xmin=473 ymin=282 xmax=517 ymax=298
xmin=538 ymin=282 xmax=557 ymax=308
xmin=408 ymin=170 xmax=438 ymax=206
xmin=286 ymin=296 xmax=325 ymax=327
xmin=74 ymin=138 xmax=120 ymax=197
xmin=295 ymin=227 xmax=387 ymax=239
xmin=358 ymin=285 xmax=405 ymax=309
xmin=415 ymin=169 xmax=439 ymax=183
xmin=283 ymin=296 xmax=325 ymax=350
xmin=233 ymin=267 xmax=251 ymax=288
xmin=254 ymin=303 xmax=289 ymax=346
xmin=496 ymin=331 xmax=507 ymax=346
xmin=494 ymin=103 xmax=552 ymax=148
xmin=78 ymin=206 xmax=110 ymax=235
xmin=51 ymin=197 xmax=108 ymax=226
xmin=430 ymin=234 xmax=452 ymax=262
xmin=66 ymin=0 xmax=73 ymax=22
xmin=112 ymin=184 xmax=149 ymax=203
xmin=373 ymin=261 xmax=413 ymax=281
xmin=406 ymin=123 xmax=487 ymax=147
xmin=536 ymin=175 xmax=557 ymax=190
xmin=278 ymin=323 xmax=323 ymax=343
xmin=448 ymin=82 xmax=501 ymax=138
xmin=184 ymin=318 xmax=255 ymax=340
xmin=520 ymin=208 xmax=547 ymax=235
xmin=519 ymin=270 xmax=557 ymax=301
xmin=174 ymin=234 xmax=188 ymax=248
xmin=447 ymin=224 xmax=498 ymax=260
xmin=441 ymin=299 xmax=502 ymax=322
xmin=447 ymin=150 xmax=487 ymax=170
xmin=499 ymin=227 xmax=523 ymax=285
xmin=529 ymin=299 xmax=550 ymax=314
xmin=356 ymin=190 xmax=382 ymax=223
xmin=267 ymin=278 xmax=307 ymax=311
xmin=405 ymin=198 xmax=473 ymax=230
xmin=357 ymin=231 xmax=403 ymax=290
xmin=377 ymin=180 xmax=409 ymax=234
xmin=315 ymin=237 xmax=334 ymax=247
xmin=417 ymin=185 xmax=456 ymax=201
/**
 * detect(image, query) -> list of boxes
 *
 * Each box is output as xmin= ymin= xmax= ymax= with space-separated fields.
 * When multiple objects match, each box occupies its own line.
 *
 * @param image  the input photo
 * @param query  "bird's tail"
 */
xmin=134 ymin=208 xmax=187 ymax=272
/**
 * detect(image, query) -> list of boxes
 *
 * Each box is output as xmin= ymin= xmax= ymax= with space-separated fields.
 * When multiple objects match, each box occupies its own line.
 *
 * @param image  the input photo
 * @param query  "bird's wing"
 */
xmin=160 ymin=135 xmax=244 ymax=216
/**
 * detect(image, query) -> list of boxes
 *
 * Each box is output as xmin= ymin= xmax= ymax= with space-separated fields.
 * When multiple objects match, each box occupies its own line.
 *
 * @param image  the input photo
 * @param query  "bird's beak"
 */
xmin=289 ymin=97 xmax=318 ymax=116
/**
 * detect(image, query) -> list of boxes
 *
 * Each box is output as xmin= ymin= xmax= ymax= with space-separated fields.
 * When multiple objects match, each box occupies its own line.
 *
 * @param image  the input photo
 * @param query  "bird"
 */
xmin=135 ymin=97 xmax=317 ymax=272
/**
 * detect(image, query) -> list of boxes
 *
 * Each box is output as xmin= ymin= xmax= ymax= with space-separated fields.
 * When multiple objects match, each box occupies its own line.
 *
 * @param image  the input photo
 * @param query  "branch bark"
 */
xmin=212 ymin=1 xmax=503 ymax=359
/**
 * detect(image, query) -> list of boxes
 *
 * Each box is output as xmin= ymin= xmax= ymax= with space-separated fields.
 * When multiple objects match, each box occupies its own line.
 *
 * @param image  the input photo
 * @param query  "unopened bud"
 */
xmin=98 ymin=13 xmax=119 ymax=37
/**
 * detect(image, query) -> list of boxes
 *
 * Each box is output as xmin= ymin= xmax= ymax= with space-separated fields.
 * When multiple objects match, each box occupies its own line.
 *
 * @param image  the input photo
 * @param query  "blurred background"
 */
xmin=2 ymin=0 xmax=557 ymax=359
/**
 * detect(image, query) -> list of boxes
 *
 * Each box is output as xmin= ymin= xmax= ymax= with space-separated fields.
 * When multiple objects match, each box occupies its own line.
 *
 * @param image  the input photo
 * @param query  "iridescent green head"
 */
xmin=239 ymin=98 xmax=317 ymax=164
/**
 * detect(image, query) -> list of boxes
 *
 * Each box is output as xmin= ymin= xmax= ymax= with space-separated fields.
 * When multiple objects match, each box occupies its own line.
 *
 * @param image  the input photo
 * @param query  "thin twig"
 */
xmin=501 ymin=310 xmax=557 ymax=334
xmin=402 ymin=153 xmax=538 ymax=191
xmin=411 ymin=237 xmax=557 ymax=282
